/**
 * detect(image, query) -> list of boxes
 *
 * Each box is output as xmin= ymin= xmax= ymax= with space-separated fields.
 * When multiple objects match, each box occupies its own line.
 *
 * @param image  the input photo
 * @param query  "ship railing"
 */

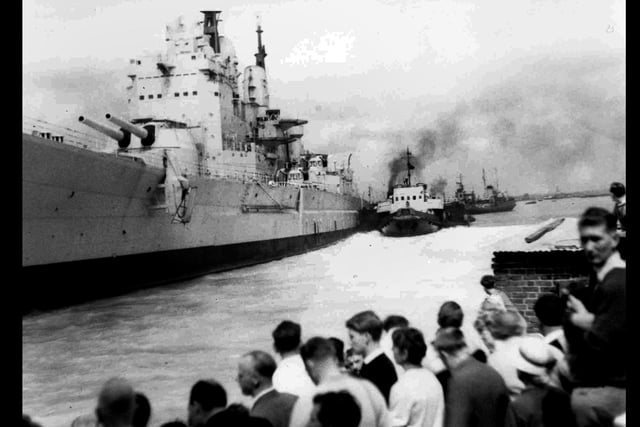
xmin=23 ymin=116 xmax=111 ymax=152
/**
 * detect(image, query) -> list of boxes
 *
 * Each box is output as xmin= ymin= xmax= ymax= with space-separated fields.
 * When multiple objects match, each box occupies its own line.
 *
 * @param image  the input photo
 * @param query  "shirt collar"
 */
xmin=364 ymin=347 xmax=385 ymax=365
xmin=251 ymin=387 xmax=275 ymax=408
xmin=617 ymin=195 xmax=626 ymax=206
xmin=596 ymin=251 xmax=625 ymax=282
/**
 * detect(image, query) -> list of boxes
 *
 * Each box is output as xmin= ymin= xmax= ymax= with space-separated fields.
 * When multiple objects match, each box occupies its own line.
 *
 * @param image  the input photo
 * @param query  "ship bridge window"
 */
xmin=401 ymin=196 xmax=405 ymax=201
xmin=139 ymin=95 xmax=145 ymax=100
xmin=148 ymin=94 xmax=154 ymax=99
xmin=395 ymin=197 xmax=399 ymax=201
xmin=192 ymin=91 xmax=198 ymax=95
xmin=413 ymin=196 xmax=416 ymax=200
xmin=183 ymin=92 xmax=189 ymax=96
xmin=157 ymin=94 xmax=162 ymax=98
xmin=174 ymin=92 xmax=180 ymax=97
xmin=191 ymin=55 xmax=196 ymax=60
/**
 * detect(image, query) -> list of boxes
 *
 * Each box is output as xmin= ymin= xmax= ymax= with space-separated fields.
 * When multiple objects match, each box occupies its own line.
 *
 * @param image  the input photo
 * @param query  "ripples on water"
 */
xmin=22 ymin=196 xmax=611 ymax=427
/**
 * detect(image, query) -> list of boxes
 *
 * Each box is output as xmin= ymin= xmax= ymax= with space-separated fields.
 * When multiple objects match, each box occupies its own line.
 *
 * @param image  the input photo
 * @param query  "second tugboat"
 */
xmin=454 ymin=170 xmax=516 ymax=214
xmin=376 ymin=149 xmax=472 ymax=236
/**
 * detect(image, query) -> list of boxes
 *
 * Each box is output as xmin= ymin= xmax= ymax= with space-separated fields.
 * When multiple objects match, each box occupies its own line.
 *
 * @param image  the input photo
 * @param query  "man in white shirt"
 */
xmin=289 ymin=337 xmax=392 ymax=427
xmin=381 ymin=315 xmax=409 ymax=379
xmin=272 ymin=320 xmax=315 ymax=397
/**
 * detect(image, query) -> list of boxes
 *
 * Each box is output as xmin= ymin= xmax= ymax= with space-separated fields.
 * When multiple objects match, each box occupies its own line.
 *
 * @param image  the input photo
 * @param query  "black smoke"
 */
xmin=384 ymin=53 xmax=625 ymax=194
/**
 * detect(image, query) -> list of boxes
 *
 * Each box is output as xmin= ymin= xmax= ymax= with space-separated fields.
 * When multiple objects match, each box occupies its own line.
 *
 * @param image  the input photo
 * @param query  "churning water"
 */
xmin=22 ymin=196 xmax=611 ymax=427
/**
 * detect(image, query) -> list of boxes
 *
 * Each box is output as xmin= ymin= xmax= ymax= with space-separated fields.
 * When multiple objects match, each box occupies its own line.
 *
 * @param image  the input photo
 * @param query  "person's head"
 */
xmin=533 ymin=294 xmax=565 ymax=329
xmin=487 ymin=310 xmax=526 ymax=340
xmin=22 ymin=414 xmax=43 ymax=427
xmin=610 ymin=182 xmax=625 ymax=201
xmin=391 ymin=327 xmax=427 ymax=367
xmin=96 ymin=377 xmax=136 ymax=427
xmin=272 ymin=320 xmax=302 ymax=356
xmin=432 ymin=327 xmax=468 ymax=369
xmin=345 ymin=310 xmax=383 ymax=355
xmin=382 ymin=315 xmax=409 ymax=332
xmin=480 ymin=275 xmax=496 ymax=292
xmin=133 ymin=392 xmax=151 ymax=427
xmin=160 ymin=422 xmax=188 ymax=427
xmin=203 ymin=404 xmax=253 ymax=427
xmin=515 ymin=336 xmax=556 ymax=387
xmin=188 ymin=380 xmax=227 ymax=427
xmin=328 ymin=337 xmax=345 ymax=366
xmin=237 ymin=351 xmax=277 ymax=397
xmin=578 ymin=207 xmax=619 ymax=267
xmin=344 ymin=348 xmax=364 ymax=375
xmin=309 ymin=391 xmax=362 ymax=427
xmin=300 ymin=337 xmax=339 ymax=384
xmin=70 ymin=414 xmax=98 ymax=427
xmin=437 ymin=301 xmax=464 ymax=328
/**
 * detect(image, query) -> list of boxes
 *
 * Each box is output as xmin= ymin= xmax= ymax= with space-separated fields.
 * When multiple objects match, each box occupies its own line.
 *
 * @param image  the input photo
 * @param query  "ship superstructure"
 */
xmin=22 ymin=11 xmax=364 ymax=312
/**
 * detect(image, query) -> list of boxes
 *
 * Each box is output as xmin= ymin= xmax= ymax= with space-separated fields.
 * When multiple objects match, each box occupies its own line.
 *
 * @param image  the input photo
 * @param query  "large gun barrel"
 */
xmin=105 ymin=113 xmax=148 ymax=139
xmin=78 ymin=116 xmax=124 ymax=141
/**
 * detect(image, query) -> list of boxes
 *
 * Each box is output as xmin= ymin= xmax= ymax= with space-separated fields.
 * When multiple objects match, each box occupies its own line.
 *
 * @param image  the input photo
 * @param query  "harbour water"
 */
xmin=23 ymin=196 xmax=611 ymax=427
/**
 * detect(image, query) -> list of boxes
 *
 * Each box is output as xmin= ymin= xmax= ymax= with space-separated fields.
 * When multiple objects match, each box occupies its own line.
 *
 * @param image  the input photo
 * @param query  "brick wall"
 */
xmin=492 ymin=251 xmax=591 ymax=333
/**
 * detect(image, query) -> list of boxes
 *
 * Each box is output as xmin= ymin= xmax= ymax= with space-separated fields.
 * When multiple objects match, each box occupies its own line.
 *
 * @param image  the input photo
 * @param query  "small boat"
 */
xmin=525 ymin=200 xmax=537 ymax=205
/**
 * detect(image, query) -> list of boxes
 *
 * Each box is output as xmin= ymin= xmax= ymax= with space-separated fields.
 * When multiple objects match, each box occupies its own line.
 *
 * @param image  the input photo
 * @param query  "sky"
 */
xmin=23 ymin=0 xmax=626 ymax=198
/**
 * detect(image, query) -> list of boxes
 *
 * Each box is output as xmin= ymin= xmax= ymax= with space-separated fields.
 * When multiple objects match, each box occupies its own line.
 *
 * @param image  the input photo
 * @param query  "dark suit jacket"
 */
xmin=250 ymin=389 xmax=297 ymax=427
xmin=445 ymin=357 xmax=510 ymax=427
xmin=359 ymin=352 xmax=398 ymax=404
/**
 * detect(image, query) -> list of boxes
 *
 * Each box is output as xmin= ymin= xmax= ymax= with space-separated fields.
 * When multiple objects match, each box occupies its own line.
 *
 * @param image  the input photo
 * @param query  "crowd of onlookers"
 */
xmin=23 ymin=188 xmax=626 ymax=427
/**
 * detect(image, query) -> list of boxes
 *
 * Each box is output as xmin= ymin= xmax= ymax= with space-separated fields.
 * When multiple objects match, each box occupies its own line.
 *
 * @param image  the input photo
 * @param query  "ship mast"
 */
xmin=406 ymin=147 xmax=414 ymax=187
xmin=482 ymin=168 xmax=487 ymax=190
xmin=255 ymin=19 xmax=267 ymax=69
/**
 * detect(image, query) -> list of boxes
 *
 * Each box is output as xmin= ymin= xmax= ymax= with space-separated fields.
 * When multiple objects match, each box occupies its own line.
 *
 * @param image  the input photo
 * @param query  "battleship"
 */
xmin=22 ymin=11 xmax=366 ymax=312
xmin=376 ymin=149 xmax=472 ymax=236
xmin=453 ymin=170 xmax=516 ymax=215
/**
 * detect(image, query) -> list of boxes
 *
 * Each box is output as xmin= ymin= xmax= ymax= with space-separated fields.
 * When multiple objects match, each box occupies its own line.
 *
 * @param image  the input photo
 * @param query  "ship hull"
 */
xmin=22 ymin=228 xmax=353 ymax=312
xmin=380 ymin=217 xmax=441 ymax=237
xmin=23 ymin=134 xmax=363 ymax=312
xmin=465 ymin=200 xmax=516 ymax=214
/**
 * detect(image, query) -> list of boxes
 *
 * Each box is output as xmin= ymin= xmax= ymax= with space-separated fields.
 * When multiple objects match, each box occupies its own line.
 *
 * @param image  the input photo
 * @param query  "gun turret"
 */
xmin=79 ymin=116 xmax=131 ymax=148
xmin=106 ymin=113 xmax=155 ymax=146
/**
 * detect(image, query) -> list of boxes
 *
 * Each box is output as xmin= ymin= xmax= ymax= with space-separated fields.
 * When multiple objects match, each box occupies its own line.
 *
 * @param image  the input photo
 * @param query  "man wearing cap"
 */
xmin=609 ymin=182 xmax=626 ymax=234
xmin=433 ymin=327 xmax=509 ymax=427
xmin=505 ymin=336 xmax=576 ymax=427
xmin=563 ymin=207 xmax=626 ymax=426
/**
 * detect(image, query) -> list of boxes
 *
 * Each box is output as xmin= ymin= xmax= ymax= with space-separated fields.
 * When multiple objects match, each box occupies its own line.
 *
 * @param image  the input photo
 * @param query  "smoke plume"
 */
xmin=381 ymin=53 xmax=625 ymax=196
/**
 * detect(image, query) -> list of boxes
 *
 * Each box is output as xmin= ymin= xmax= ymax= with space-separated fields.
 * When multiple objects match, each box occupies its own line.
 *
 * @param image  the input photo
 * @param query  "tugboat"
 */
xmin=376 ymin=149 xmax=472 ymax=236
xmin=454 ymin=170 xmax=516 ymax=214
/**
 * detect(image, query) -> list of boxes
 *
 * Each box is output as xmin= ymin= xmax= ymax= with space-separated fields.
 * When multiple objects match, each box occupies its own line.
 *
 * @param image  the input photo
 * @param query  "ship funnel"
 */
xmin=105 ymin=114 xmax=156 ymax=147
xmin=201 ymin=11 xmax=222 ymax=54
xmin=79 ymin=116 xmax=127 ymax=142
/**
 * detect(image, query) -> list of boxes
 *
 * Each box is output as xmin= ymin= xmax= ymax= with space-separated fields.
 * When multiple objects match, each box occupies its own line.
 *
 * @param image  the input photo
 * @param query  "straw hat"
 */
xmin=516 ymin=336 xmax=555 ymax=376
